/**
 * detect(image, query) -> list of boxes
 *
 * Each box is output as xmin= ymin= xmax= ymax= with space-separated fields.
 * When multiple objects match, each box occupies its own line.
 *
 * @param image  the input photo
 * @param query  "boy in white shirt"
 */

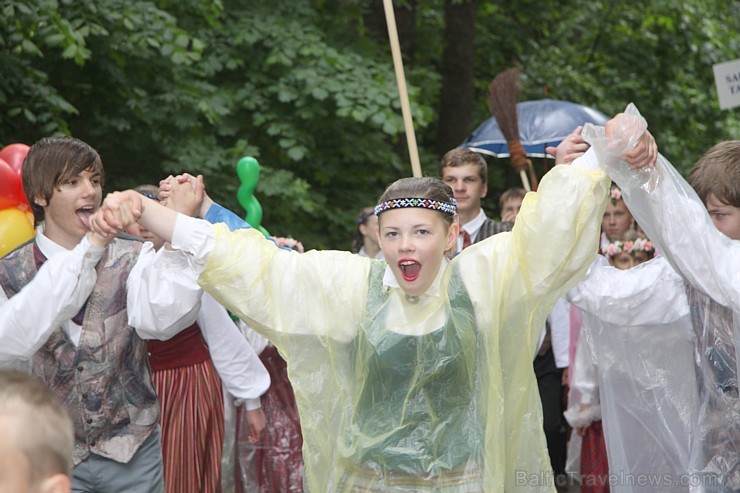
xmin=0 ymin=137 xmax=203 ymax=493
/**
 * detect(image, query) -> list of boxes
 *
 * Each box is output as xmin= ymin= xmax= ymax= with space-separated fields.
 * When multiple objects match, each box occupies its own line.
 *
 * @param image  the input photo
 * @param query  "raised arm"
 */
xmin=583 ymin=104 xmax=739 ymax=308
xmin=91 ymin=182 xmax=372 ymax=344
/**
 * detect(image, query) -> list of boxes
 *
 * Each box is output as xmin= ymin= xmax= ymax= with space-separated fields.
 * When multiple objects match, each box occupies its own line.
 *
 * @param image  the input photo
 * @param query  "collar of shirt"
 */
xmin=462 ymin=208 xmax=487 ymax=238
xmin=35 ymin=224 xmax=71 ymax=259
xmin=456 ymin=209 xmax=487 ymax=252
xmin=35 ymin=223 xmax=104 ymax=261
xmin=381 ymin=257 xmax=449 ymax=298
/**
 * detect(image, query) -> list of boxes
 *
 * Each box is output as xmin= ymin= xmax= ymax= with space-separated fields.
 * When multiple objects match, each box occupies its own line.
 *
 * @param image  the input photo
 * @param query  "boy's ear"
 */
xmin=39 ymin=473 xmax=71 ymax=493
xmin=34 ymin=196 xmax=48 ymax=208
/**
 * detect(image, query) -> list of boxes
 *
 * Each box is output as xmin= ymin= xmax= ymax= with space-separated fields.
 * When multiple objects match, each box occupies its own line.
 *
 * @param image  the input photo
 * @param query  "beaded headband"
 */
xmin=375 ymin=197 xmax=457 ymax=216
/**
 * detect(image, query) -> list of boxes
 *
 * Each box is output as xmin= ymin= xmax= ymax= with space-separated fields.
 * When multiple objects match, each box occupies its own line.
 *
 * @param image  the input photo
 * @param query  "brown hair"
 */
xmin=688 ymin=141 xmax=740 ymax=208
xmin=22 ymin=137 xmax=104 ymax=226
xmin=438 ymin=148 xmax=488 ymax=183
xmin=0 ymin=370 xmax=74 ymax=481
xmin=377 ymin=177 xmax=456 ymax=226
xmin=352 ymin=206 xmax=376 ymax=253
xmin=498 ymin=187 xmax=526 ymax=211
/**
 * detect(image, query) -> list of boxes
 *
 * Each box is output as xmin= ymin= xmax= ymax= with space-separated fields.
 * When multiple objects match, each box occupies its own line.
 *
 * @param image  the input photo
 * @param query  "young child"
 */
xmin=91 ymin=114 xmax=654 ymax=492
xmin=0 ymin=137 xmax=203 ymax=492
xmin=0 ymin=369 xmax=74 ymax=493
xmin=600 ymin=185 xmax=636 ymax=250
xmin=581 ymin=107 xmax=739 ymax=491
xmin=352 ymin=206 xmax=384 ymax=259
xmin=158 ymin=177 xmax=304 ymax=493
xmin=499 ymin=187 xmax=526 ymax=224
xmin=565 ymin=229 xmax=699 ymax=493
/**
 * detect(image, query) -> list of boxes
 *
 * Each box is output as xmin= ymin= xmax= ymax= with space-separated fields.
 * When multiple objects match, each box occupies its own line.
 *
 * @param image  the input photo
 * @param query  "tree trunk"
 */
xmin=435 ymin=0 xmax=479 ymax=157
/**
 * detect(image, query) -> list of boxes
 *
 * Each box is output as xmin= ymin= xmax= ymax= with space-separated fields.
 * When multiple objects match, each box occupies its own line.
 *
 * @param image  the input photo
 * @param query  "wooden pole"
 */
xmin=382 ymin=0 xmax=422 ymax=178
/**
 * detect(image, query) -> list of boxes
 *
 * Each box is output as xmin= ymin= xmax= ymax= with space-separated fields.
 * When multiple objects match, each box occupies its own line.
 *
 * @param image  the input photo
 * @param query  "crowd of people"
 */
xmin=0 ymin=104 xmax=738 ymax=493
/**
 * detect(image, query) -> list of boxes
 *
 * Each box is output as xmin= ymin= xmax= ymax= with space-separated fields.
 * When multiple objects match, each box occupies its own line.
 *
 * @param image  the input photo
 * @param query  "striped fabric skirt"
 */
xmin=152 ymin=359 xmax=225 ymax=493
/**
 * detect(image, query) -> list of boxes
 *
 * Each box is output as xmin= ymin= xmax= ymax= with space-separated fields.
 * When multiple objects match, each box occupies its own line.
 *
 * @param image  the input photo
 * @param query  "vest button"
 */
xmin=86 ymin=418 xmax=93 ymax=424
xmin=82 ymin=392 xmax=88 ymax=399
xmin=90 ymin=441 xmax=96 ymax=447
xmin=77 ymin=366 xmax=83 ymax=372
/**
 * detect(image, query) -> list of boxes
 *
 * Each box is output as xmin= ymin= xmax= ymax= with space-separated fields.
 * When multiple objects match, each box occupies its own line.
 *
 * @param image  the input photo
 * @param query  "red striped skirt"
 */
xmin=151 ymin=359 xmax=225 ymax=493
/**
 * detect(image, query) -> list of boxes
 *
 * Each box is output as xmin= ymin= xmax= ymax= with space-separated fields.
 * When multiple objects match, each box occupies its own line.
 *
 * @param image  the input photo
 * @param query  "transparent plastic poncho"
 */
xmin=193 ymin=165 xmax=609 ymax=492
xmin=567 ymin=255 xmax=699 ymax=492
xmin=583 ymin=105 xmax=740 ymax=492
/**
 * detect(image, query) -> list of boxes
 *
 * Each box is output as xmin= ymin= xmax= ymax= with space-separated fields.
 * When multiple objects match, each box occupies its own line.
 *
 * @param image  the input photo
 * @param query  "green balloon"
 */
xmin=236 ymin=156 xmax=270 ymax=237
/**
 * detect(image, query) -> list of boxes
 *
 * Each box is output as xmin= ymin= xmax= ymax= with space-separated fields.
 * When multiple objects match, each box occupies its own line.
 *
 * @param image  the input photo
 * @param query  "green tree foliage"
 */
xmin=1 ymin=0 xmax=737 ymax=248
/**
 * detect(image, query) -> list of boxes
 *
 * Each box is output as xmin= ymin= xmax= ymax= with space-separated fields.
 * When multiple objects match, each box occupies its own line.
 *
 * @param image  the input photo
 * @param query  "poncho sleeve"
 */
xmin=197 ymin=224 xmax=373 ymax=346
xmin=583 ymin=103 xmax=739 ymax=311
xmin=457 ymin=163 xmax=610 ymax=354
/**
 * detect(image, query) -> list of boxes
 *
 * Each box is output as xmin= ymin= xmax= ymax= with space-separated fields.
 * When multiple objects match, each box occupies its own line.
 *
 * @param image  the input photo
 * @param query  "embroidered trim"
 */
xmin=375 ymin=197 xmax=457 ymax=216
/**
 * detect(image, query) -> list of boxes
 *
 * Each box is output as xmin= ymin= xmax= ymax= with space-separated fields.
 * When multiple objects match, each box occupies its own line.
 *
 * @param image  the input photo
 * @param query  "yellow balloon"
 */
xmin=0 ymin=207 xmax=35 ymax=257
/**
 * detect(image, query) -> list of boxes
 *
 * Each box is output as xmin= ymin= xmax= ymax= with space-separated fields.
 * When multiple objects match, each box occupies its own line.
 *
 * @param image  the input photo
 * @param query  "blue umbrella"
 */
xmin=462 ymin=98 xmax=609 ymax=158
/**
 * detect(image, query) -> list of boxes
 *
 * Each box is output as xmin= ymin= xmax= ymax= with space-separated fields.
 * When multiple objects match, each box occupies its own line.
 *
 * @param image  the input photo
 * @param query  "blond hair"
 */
xmin=0 ymin=370 xmax=74 ymax=481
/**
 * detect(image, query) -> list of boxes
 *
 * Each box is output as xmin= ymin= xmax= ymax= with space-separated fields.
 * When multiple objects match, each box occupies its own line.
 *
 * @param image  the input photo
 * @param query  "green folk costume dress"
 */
xmin=171 ymin=164 xmax=609 ymax=492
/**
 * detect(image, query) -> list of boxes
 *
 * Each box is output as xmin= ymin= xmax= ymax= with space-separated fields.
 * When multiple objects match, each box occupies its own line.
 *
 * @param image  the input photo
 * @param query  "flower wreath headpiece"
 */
xmin=604 ymin=237 xmax=654 ymax=258
xmin=609 ymin=187 xmax=623 ymax=206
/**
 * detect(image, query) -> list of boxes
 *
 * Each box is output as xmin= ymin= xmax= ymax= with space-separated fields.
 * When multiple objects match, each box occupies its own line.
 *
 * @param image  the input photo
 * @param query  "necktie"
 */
xmin=462 ymin=230 xmax=472 ymax=250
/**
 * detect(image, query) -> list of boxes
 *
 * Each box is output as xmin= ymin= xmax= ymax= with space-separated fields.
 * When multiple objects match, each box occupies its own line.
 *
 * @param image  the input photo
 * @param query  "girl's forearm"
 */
xmin=139 ymin=197 xmax=180 ymax=244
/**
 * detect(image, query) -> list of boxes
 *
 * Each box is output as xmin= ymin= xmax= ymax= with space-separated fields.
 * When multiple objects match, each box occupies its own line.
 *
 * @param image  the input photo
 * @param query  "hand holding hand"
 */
xmin=622 ymin=129 xmax=657 ymax=169
xmin=546 ymin=126 xmax=589 ymax=165
xmin=162 ymin=175 xmax=204 ymax=218
xmin=160 ymin=173 xmax=212 ymax=218
xmin=605 ymin=112 xmax=658 ymax=169
xmin=89 ymin=190 xmax=144 ymax=238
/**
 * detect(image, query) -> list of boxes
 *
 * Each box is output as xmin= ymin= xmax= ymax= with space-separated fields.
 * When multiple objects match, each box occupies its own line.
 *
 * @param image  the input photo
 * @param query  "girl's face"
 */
xmin=602 ymin=200 xmax=634 ymax=241
xmin=377 ymin=208 xmax=457 ymax=297
xmin=359 ymin=213 xmax=379 ymax=246
xmin=126 ymin=222 xmax=165 ymax=251
xmin=609 ymin=250 xmax=650 ymax=270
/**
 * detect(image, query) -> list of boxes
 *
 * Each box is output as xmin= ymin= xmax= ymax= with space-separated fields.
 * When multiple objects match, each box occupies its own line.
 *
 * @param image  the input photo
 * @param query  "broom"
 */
xmin=487 ymin=68 xmax=538 ymax=191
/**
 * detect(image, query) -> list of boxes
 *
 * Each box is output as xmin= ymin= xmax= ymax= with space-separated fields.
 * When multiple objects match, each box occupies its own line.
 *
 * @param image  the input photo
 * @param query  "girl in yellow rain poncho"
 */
xmin=90 ymin=114 xmax=655 ymax=492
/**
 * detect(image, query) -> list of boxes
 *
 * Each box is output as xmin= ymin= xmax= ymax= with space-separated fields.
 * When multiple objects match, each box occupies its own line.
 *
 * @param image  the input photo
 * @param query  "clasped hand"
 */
xmin=89 ymin=190 xmax=144 ymax=239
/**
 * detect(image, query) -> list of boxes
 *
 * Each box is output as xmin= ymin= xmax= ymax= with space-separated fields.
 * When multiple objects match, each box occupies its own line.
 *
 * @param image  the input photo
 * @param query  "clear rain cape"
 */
xmin=583 ymin=105 xmax=740 ymax=492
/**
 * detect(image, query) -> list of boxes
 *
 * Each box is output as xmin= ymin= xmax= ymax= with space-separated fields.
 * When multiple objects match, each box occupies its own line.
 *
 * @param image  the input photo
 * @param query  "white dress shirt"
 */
xmin=0 ymin=229 xmax=202 ymax=364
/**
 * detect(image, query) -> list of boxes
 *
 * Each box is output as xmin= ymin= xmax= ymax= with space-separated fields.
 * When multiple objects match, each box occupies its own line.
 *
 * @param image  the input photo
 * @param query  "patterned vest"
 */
xmin=0 ymin=238 xmax=159 ymax=465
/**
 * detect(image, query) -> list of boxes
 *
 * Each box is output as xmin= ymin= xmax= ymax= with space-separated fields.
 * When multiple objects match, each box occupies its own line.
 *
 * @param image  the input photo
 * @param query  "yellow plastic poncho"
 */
xmin=190 ymin=165 xmax=608 ymax=492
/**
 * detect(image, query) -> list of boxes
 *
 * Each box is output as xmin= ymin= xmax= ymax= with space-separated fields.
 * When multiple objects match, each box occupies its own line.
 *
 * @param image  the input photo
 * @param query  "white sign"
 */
xmin=713 ymin=58 xmax=740 ymax=110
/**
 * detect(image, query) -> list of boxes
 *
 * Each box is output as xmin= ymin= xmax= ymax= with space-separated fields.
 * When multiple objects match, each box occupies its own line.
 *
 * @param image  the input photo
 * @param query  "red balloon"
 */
xmin=0 ymin=143 xmax=30 ymax=178
xmin=0 ymin=158 xmax=25 ymax=209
